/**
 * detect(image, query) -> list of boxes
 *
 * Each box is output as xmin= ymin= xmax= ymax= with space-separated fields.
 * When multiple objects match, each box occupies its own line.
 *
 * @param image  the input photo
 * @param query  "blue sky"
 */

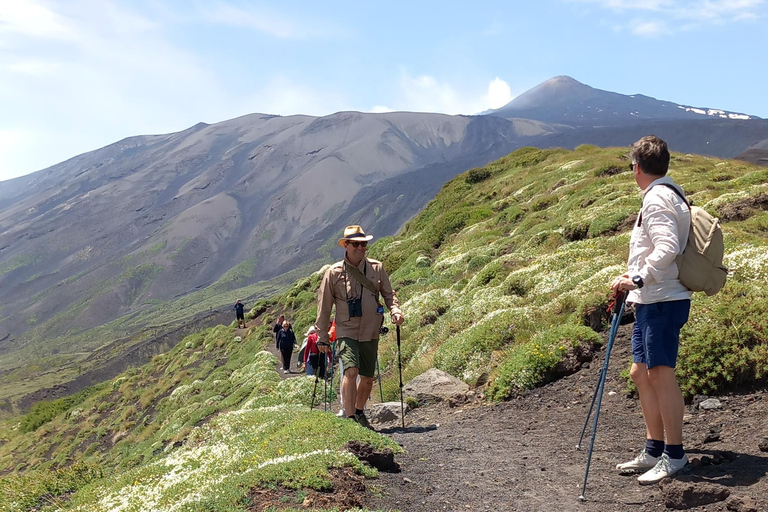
xmin=1 ymin=0 xmax=766 ymax=181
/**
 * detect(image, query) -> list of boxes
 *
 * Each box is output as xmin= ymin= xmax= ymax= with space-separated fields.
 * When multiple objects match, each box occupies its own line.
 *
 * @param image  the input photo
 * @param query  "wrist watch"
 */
xmin=632 ymin=275 xmax=644 ymax=289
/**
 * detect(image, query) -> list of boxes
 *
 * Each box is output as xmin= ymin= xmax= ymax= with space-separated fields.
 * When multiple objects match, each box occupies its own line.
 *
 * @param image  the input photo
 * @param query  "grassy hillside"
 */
xmin=1 ymin=146 xmax=767 ymax=511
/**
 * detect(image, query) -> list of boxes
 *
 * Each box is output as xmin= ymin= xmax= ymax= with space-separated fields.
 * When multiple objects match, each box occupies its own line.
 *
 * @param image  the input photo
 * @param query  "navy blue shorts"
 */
xmin=631 ymin=300 xmax=691 ymax=369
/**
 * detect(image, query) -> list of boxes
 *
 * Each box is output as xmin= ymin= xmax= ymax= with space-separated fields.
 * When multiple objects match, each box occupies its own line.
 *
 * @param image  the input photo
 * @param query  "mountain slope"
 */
xmin=0 ymin=111 xmax=529 ymax=410
xmin=487 ymin=75 xmax=756 ymax=125
xmin=3 ymin=76 xmax=767 ymax=414
xmin=1 ymin=145 xmax=767 ymax=512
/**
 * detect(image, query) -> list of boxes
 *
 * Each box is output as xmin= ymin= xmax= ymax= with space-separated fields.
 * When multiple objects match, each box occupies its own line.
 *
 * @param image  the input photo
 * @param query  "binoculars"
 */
xmin=347 ymin=297 xmax=363 ymax=318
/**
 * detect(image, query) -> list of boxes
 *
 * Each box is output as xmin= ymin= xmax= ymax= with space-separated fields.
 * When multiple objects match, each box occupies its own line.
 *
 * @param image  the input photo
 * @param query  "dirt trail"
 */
xmin=235 ymin=322 xmax=306 ymax=380
xmin=366 ymin=325 xmax=768 ymax=512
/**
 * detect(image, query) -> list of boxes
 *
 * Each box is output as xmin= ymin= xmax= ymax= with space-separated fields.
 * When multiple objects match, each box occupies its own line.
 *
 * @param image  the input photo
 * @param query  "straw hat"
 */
xmin=337 ymin=225 xmax=374 ymax=247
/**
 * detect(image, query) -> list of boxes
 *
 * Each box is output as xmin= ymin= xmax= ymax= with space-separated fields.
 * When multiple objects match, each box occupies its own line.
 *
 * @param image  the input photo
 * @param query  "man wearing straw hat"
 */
xmin=316 ymin=225 xmax=404 ymax=429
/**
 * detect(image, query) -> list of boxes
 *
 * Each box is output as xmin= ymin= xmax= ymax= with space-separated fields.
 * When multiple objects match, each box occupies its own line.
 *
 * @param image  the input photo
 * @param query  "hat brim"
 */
xmin=338 ymin=234 xmax=374 ymax=247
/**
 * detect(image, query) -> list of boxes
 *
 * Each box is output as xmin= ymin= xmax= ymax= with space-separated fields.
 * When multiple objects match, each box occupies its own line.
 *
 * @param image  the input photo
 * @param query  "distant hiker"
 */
xmin=234 ymin=299 xmax=246 ymax=328
xmin=276 ymin=320 xmax=297 ymax=374
xmin=611 ymin=135 xmax=692 ymax=484
xmin=273 ymin=314 xmax=285 ymax=349
xmin=302 ymin=325 xmax=327 ymax=378
xmin=316 ymin=225 xmax=404 ymax=429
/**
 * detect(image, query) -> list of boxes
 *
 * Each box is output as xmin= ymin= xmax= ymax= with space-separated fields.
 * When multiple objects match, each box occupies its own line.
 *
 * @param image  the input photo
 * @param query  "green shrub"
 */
xmin=563 ymin=222 xmax=589 ymax=242
xmin=502 ymin=274 xmax=531 ymax=297
xmin=465 ymin=168 xmax=491 ymax=184
xmin=433 ymin=310 xmax=535 ymax=384
xmin=531 ymin=194 xmax=558 ymax=211
xmin=588 ymin=210 xmax=631 ymax=237
xmin=19 ymin=386 xmax=102 ymax=433
xmin=504 ymin=147 xmax=549 ymax=168
xmin=489 ymin=324 xmax=601 ymax=400
xmin=0 ymin=461 xmax=103 ymax=510
xmin=676 ymin=281 xmax=768 ymax=398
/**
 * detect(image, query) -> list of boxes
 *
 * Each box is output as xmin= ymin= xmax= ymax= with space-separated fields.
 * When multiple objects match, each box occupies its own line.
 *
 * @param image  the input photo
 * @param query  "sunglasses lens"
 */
xmin=348 ymin=241 xmax=367 ymax=247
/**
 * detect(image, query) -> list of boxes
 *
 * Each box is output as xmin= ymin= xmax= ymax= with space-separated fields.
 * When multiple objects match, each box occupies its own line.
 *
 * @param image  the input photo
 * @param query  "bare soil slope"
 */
xmin=368 ymin=325 xmax=768 ymax=512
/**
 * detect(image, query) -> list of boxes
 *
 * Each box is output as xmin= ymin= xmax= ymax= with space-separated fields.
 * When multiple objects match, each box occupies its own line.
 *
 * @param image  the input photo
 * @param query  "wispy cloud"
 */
xmin=0 ymin=0 xmax=229 ymax=180
xmin=632 ymin=19 xmax=667 ymax=36
xmin=370 ymin=72 xmax=515 ymax=115
xmin=240 ymin=76 xmax=350 ymax=116
xmin=568 ymin=0 xmax=765 ymax=36
xmin=196 ymin=2 xmax=343 ymax=39
xmin=0 ymin=0 xmax=75 ymax=40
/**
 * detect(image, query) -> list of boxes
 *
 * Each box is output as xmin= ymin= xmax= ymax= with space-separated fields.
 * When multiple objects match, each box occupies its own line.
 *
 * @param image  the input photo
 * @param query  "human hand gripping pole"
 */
xmin=577 ymin=289 xmax=627 ymax=501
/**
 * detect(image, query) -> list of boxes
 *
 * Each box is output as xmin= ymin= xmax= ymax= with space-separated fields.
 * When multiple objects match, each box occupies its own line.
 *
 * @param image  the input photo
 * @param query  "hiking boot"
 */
xmin=616 ymin=450 xmax=659 ymax=473
xmin=638 ymin=454 xmax=689 ymax=485
xmin=352 ymin=412 xmax=374 ymax=430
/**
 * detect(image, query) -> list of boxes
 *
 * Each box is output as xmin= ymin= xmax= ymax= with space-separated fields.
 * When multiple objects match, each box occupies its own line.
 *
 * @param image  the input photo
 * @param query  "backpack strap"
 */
xmin=636 ymin=183 xmax=689 ymax=227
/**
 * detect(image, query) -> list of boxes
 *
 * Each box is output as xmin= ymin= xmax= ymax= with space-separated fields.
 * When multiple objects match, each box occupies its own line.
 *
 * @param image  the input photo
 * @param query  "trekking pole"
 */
xmin=578 ymin=290 xmax=626 ymax=501
xmin=376 ymin=357 xmax=384 ymax=402
xmin=323 ymin=364 xmax=328 ymax=412
xmin=310 ymin=370 xmax=321 ymax=411
xmin=396 ymin=325 xmax=405 ymax=429
xmin=327 ymin=342 xmax=336 ymax=404
xmin=576 ymin=290 xmax=626 ymax=450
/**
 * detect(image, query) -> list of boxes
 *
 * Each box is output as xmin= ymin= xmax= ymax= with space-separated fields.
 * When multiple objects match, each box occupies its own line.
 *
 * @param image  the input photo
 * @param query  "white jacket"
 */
xmin=627 ymin=177 xmax=693 ymax=304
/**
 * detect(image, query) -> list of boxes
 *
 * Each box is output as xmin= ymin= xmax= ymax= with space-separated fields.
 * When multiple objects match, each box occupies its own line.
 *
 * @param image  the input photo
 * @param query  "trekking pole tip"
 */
xmin=575 ymin=444 xmax=581 ymax=450
xmin=578 ymin=495 xmax=586 ymax=502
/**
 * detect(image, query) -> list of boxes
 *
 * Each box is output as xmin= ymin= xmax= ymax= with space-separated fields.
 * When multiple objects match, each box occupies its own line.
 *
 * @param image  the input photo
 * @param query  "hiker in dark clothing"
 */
xmin=273 ymin=314 xmax=285 ymax=349
xmin=234 ymin=299 xmax=246 ymax=328
xmin=276 ymin=320 xmax=297 ymax=374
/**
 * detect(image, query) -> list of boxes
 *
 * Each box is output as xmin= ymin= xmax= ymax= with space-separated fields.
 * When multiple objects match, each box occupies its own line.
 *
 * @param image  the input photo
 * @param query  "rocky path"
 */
xmin=367 ymin=325 xmax=768 ymax=512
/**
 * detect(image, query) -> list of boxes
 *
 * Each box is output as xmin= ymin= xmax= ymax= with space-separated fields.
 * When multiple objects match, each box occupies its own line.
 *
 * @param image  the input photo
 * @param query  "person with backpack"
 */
xmin=302 ymin=325 xmax=327 ymax=378
xmin=316 ymin=225 xmax=404 ymax=429
xmin=611 ymin=135 xmax=692 ymax=484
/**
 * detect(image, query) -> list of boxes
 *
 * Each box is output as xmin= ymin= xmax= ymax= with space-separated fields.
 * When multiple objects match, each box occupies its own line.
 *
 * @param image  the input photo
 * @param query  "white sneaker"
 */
xmin=283 ymin=369 xmax=290 ymax=374
xmin=336 ymin=409 xmax=346 ymax=417
xmin=638 ymin=454 xmax=689 ymax=485
xmin=616 ymin=450 xmax=659 ymax=473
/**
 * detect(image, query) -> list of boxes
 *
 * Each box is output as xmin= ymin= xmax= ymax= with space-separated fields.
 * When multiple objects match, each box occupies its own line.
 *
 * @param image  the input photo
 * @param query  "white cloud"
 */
xmin=567 ymin=0 xmax=765 ymax=35
xmin=0 ymin=1 xmax=232 ymax=180
xmin=0 ymin=0 xmax=75 ymax=40
xmin=486 ymin=78 xmax=513 ymax=109
xmin=239 ymin=76 xmax=350 ymax=117
xmin=7 ymin=60 xmax=61 ymax=75
xmin=198 ymin=2 xmax=343 ymax=39
xmin=632 ymin=20 xmax=666 ymax=36
xmin=384 ymin=73 xmax=517 ymax=115
xmin=386 ymin=72 xmax=479 ymax=115
xmin=370 ymin=105 xmax=395 ymax=113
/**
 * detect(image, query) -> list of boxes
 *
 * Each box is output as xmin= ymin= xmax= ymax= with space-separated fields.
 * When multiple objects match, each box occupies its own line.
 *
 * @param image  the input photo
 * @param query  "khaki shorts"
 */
xmin=336 ymin=337 xmax=378 ymax=378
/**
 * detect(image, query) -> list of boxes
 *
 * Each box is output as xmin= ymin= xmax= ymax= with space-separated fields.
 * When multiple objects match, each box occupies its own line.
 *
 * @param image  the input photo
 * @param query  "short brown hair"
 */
xmin=631 ymin=135 xmax=670 ymax=177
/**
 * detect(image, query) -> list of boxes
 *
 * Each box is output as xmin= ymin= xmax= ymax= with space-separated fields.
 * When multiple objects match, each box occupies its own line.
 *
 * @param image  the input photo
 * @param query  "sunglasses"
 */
xmin=346 ymin=241 xmax=368 ymax=248
xmin=629 ymin=161 xmax=637 ymax=172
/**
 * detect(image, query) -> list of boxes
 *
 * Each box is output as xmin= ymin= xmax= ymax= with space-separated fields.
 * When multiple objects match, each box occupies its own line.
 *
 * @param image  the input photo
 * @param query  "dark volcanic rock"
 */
xmin=659 ymin=480 xmax=730 ymax=510
xmin=343 ymin=441 xmax=400 ymax=473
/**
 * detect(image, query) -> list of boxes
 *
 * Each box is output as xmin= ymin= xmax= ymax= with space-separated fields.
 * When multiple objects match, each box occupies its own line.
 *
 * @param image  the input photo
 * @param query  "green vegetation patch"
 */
xmin=62 ymin=407 xmax=396 ymax=512
xmin=489 ymin=324 xmax=602 ymax=400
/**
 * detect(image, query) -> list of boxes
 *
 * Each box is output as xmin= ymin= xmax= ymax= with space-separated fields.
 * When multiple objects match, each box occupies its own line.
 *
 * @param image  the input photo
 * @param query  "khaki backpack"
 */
xmin=638 ymin=183 xmax=727 ymax=295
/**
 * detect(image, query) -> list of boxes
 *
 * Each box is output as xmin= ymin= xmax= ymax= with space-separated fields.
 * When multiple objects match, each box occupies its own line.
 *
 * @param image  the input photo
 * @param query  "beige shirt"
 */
xmin=316 ymin=256 xmax=402 ymax=345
